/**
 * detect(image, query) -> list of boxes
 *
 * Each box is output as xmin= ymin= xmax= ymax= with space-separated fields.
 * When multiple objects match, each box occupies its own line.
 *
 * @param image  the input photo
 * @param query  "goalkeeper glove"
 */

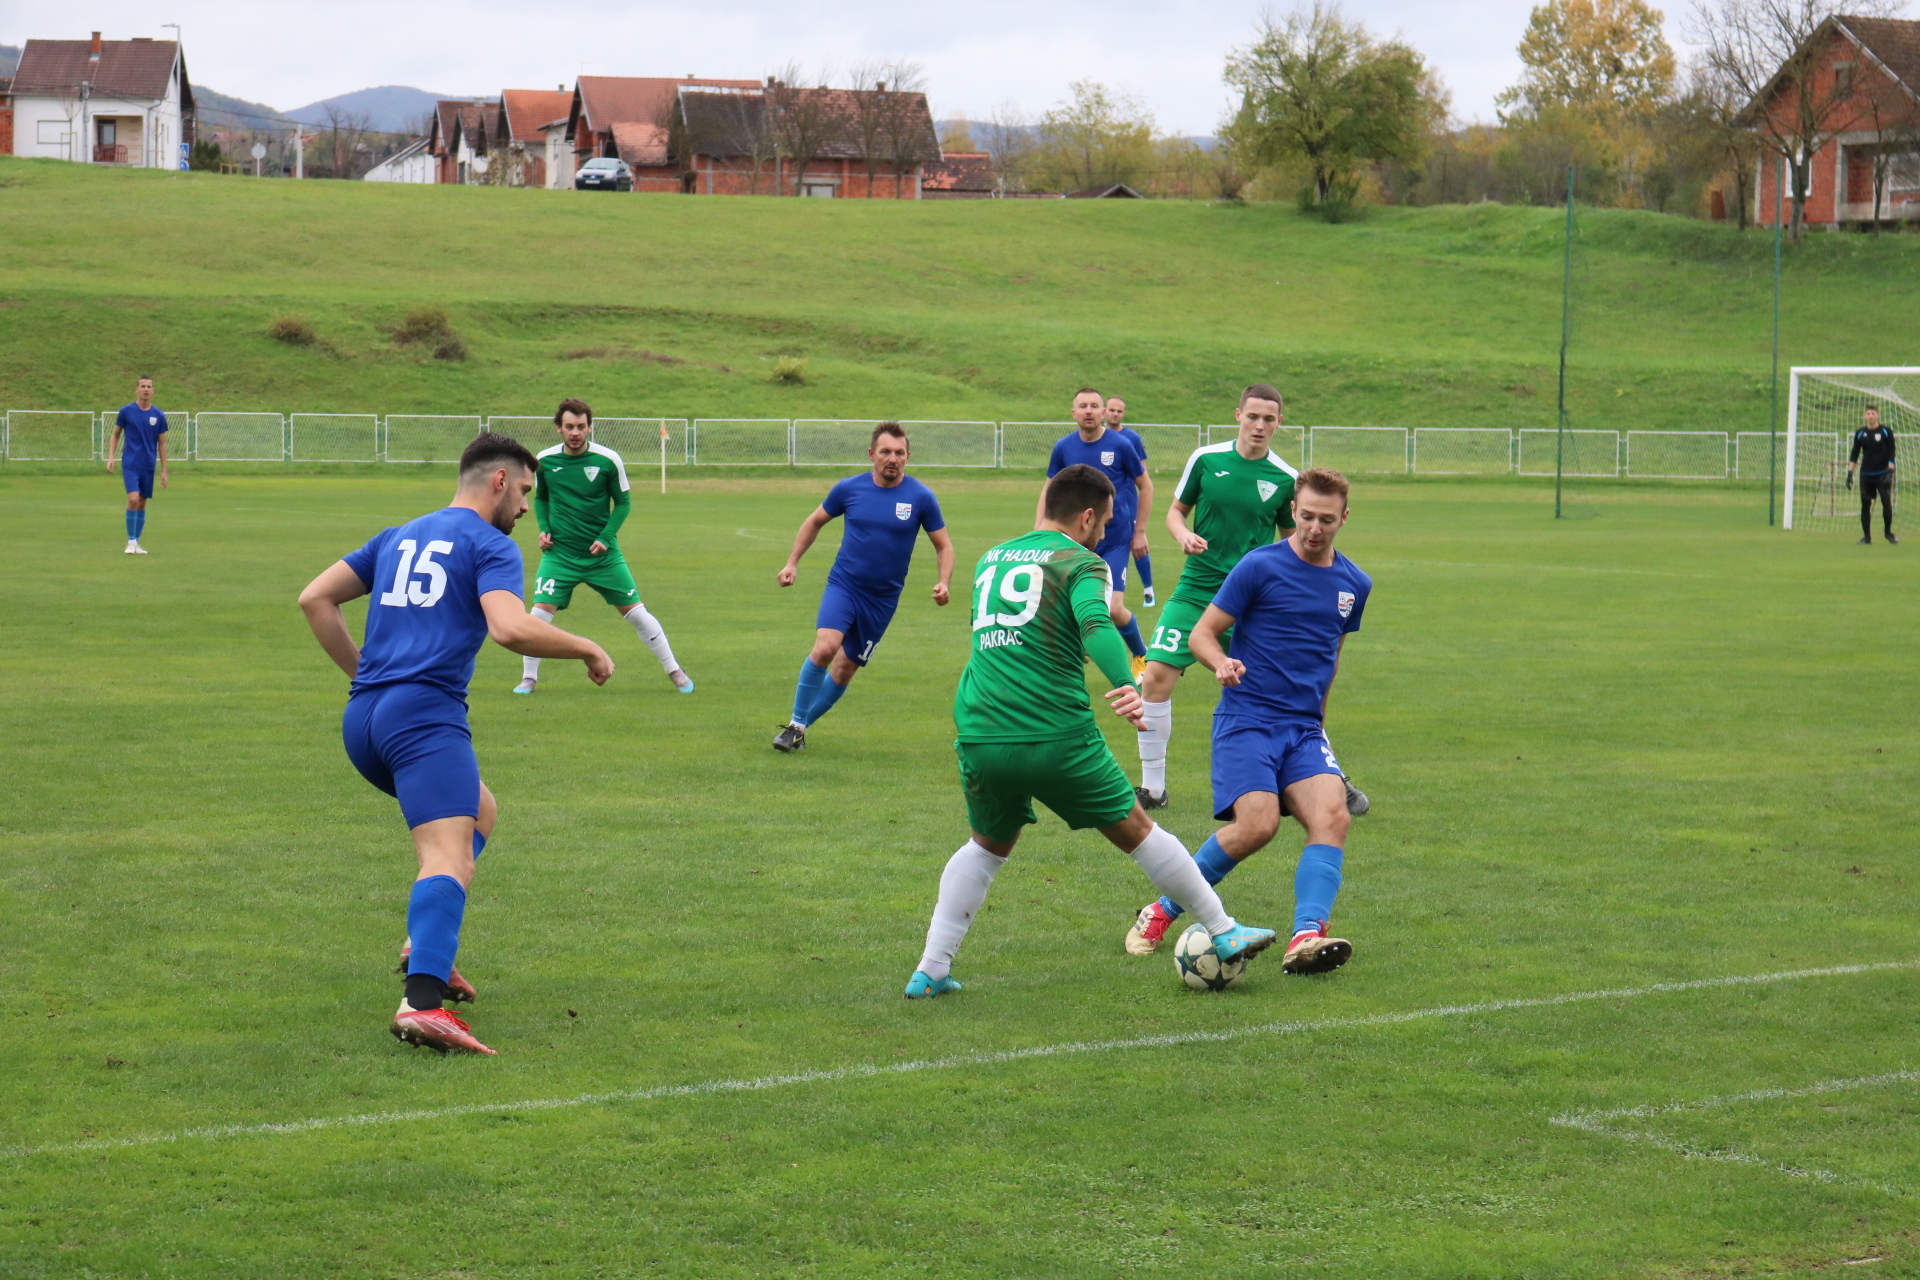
xmin=1846 ymin=472 xmax=1854 ymax=490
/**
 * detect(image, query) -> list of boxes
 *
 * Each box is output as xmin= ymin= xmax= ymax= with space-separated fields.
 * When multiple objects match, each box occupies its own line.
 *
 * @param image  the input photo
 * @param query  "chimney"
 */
xmin=89 ymin=31 xmax=103 ymax=60
xmin=766 ymin=75 xmax=776 ymax=89
xmin=877 ymin=81 xmax=887 ymax=95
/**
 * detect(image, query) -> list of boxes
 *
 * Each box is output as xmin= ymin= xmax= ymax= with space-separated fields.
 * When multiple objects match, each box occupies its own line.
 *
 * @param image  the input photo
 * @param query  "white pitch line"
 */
xmin=3 ymin=960 xmax=1910 ymax=1163
xmin=1551 ymin=1069 xmax=1920 ymax=1198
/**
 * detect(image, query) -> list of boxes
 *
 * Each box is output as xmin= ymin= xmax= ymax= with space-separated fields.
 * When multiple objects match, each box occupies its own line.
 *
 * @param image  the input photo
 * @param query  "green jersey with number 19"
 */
xmin=955 ymin=530 xmax=1138 ymax=743
xmin=1167 ymin=442 xmax=1298 ymax=604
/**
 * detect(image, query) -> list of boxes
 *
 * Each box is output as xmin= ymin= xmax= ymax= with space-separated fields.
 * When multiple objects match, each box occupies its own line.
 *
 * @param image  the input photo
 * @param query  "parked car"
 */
xmin=575 ymin=158 xmax=634 ymax=191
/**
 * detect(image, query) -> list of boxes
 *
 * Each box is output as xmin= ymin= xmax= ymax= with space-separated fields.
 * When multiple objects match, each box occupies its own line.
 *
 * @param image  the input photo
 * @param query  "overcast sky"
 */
xmin=7 ymin=0 xmax=1702 ymax=130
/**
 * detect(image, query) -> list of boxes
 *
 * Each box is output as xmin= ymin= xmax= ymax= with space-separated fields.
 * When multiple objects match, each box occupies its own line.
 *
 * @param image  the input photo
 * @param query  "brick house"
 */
xmin=672 ymin=83 xmax=940 ymax=197
xmin=567 ymin=75 xmax=760 ymax=192
xmin=1743 ymin=15 xmax=1920 ymax=227
xmin=923 ymin=151 xmax=997 ymax=198
xmin=495 ymin=87 xmax=573 ymax=188
xmin=428 ymin=99 xmax=491 ymax=184
xmin=8 ymin=32 xmax=194 ymax=167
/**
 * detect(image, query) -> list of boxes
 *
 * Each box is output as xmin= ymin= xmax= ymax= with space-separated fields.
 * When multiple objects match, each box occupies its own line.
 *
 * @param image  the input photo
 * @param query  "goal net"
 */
xmin=1786 ymin=368 xmax=1920 ymax=532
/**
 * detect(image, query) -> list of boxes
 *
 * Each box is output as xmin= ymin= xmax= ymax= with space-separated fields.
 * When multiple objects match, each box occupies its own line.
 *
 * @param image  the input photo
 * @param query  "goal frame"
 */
xmin=1785 ymin=367 xmax=1920 ymax=530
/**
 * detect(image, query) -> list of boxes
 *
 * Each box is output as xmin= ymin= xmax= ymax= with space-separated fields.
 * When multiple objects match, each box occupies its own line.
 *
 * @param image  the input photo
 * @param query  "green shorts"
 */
xmin=1145 ymin=592 xmax=1231 ymax=671
xmin=954 ymin=729 xmax=1138 ymax=843
xmin=531 ymin=547 xmax=640 ymax=610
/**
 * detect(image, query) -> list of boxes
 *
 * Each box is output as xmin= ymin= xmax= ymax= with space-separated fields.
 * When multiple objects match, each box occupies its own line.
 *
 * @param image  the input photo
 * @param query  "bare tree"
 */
xmin=875 ymin=60 xmax=933 ymax=197
xmin=767 ymin=62 xmax=843 ymax=195
xmin=981 ymin=102 xmax=1035 ymax=193
xmin=1687 ymin=0 xmax=1905 ymax=239
xmin=1856 ymin=70 xmax=1920 ymax=230
xmin=316 ymin=105 xmax=380 ymax=179
xmin=846 ymin=60 xmax=889 ymax=197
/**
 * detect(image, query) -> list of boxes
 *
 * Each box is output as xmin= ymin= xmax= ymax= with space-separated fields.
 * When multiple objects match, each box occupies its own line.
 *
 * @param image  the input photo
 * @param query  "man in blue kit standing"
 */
xmin=298 ymin=433 xmax=614 ymax=1055
xmin=773 ymin=421 xmax=956 ymax=752
xmin=107 ymin=376 xmax=169 ymax=554
xmin=1039 ymin=387 xmax=1153 ymax=678
xmin=1104 ymin=394 xmax=1158 ymax=607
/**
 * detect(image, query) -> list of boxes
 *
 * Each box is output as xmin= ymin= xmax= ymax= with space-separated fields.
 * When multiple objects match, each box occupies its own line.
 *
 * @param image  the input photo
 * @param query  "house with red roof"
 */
xmin=1742 ymin=15 xmax=1920 ymax=227
xmin=8 ymin=31 xmax=194 ymax=167
xmin=672 ymin=82 xmax=940 ymax=197
xmin=495 ymin=87 xmax=573 ymax=188
xmin=427 ymin=99 xmax=492 ymax=184
xmin=566 ymin=75 xmax=761 ymax=192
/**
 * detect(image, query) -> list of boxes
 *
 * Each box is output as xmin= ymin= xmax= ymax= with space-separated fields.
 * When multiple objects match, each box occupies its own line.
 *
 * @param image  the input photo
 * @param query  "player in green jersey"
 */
xmin=904 ymin=464 xmax=1277 ymax=998
xmin=1134 ymin=385 xmax=1298 ymax=810
xmin=512 ymin=399 xmax=693 ymax=695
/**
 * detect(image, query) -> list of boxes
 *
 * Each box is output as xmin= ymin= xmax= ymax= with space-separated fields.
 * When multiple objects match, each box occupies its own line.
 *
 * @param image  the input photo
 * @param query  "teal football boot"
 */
xmin=904 ymin=971 xmax=963 ymax=999
xmin=1210 ymin=922 xmax=1278 ymax=964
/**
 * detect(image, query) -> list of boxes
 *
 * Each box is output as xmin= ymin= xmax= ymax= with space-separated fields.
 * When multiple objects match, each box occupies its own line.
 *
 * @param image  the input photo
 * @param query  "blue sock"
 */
xmin=792 ymin=657 xmax=829 ymax=726
xmin=805 ymin=675 xmax=851 ymax=726
xmin=126 ymin=510 xmax=139 ymax=540
xmin=1118 ymin=615 xmax=1147 ymax=658
xmin=1136 ymin=554 xmax=1154 ymax=589
xmin=1159 ymin=835 xmax=1239 ymax=920
xmin=405 ymin=875 xmax=468 ymax=983
xmin=135 ymin=509 xmax=146 ymax=538
xmin=472 ymin=829 xmax=487 ymax=861
xmin=1293 ymin=844 xmax=1345 ymax=935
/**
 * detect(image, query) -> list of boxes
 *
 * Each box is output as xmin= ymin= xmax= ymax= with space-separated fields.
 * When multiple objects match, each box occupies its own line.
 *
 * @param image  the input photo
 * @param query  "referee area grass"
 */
xmin=2 ymin=470 xmax=1917 ymax=1278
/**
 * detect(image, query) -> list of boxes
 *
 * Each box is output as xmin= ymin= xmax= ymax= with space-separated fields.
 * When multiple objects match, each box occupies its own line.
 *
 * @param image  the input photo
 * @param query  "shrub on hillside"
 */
xmin=268 ymin=315 xmax=316 ymax=345
xmin=390 ymin=306 xmax=466 ymax=361
xmin=769 ymin=356 xmax=809 ymax=385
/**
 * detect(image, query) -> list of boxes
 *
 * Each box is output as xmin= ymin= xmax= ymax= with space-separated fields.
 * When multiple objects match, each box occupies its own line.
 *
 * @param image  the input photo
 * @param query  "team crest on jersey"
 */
xmin=584 ymin=466 xmax=600 ymax=481
xmin=149 ymin=415 xmax=158 ymax=426
xmin=1337 ymin=591 xmax=1355 ymax=618
xmin=1257 ymin=480 xmax=1278 ymax=502
xmin=895 ymin=502 xmax=914 ymax=520
xmin=1100 ymin=451 xmax=1116 ymax=466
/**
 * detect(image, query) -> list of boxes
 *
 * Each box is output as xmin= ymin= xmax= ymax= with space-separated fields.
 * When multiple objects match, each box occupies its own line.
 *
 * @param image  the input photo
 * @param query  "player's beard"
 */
xmin=486 ymin=490 xmax=522 ymax=534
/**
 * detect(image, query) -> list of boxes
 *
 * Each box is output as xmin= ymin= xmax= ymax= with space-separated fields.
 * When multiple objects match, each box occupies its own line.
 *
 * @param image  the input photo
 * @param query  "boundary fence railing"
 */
xmin=1 ymin=412 xmax=1787 ymax=480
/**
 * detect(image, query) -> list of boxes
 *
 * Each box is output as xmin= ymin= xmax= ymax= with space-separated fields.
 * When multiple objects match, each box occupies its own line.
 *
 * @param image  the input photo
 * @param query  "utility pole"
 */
xmin=1554 ymin=163 xmax=1575 ymax=520
xmin=1769 ymin=154 xmax=1784 ymax=527
xmin=294 ymin=131 xmax=304 ymax=179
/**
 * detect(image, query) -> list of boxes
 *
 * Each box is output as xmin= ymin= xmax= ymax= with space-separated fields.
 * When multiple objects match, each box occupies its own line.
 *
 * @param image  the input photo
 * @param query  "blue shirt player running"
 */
xmin=1125 ymin=466 xmax=1372 ymax=978
xmin=1103 ymin=394 xmax=1158 ymax=607
xmin=298 ymin=433 xmax=614 ymax=1056
xmin=108 ymin=376 xmax=169 ymax=554
xmin=773 ymin=421 xmax=955 ymax=752
xmin=1038 ymin=387 xmax=1152 ymax=677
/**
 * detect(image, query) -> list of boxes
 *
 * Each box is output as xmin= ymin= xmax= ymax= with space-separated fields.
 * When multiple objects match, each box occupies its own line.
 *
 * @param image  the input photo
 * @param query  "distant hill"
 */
xmin=195 ymin=86 xmax=301 ymax=133
xmin=0 ymin=43 xmax=20 ymax=77
xmin=286 ymin=86 xmax=472 ymax=134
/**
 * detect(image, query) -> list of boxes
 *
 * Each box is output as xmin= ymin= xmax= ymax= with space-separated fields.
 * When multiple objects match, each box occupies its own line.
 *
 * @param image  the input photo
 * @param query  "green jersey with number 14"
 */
xmin=954 ymin=530 xmax=1136 ymax=743
xmin=1168 ymin=442 xmax=1298 ymax=603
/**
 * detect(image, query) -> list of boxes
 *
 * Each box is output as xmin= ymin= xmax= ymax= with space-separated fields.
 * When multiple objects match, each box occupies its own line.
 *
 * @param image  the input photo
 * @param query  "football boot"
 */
xmin=1125 ymin=900 xmax=1175 ymax=955
xmin=390 ymin=1004 xmax=495 ymax=1055
xmin=1282 ymin=925 xmax=1353 ymax=976
xmin=904 ymin=971 xmax=963 ymax=999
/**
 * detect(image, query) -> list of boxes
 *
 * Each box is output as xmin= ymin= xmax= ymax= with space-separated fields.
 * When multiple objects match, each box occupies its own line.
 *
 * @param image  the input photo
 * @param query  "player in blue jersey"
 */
xmin=1104 ymin=395 xmax=1157 ymax=606
xmin=107 ymin=377 xmax=169 ymax=554
xmin=1125 ymin=467 xmax=1372 ymax=977
xmin=1038 ymin=388 xmax=1152 ymax=677
xmin=298 ymin=433 xmax=615 ymax=1055
xmin=773 ymin=422 xmax=955 ymax=752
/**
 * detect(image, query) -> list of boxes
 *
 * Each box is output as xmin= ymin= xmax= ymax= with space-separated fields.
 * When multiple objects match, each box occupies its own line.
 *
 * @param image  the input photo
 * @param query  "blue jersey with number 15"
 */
xmin=341 ymin=507 xmax=525 ymax=700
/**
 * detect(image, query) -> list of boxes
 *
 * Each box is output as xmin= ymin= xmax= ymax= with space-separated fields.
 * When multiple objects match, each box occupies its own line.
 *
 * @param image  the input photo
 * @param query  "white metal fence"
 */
xmin=0 ymin=411 xmax=1787 ymax=480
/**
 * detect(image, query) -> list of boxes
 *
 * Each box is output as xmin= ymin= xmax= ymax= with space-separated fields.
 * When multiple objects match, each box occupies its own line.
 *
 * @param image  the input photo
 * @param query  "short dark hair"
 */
xmin=1240 ymin=383 xmax=1284 ymax=411
xmin=136 ymin=376 xmax=153 ymax=384
xmin=1044 ymin=463 xmax=1115 ymax=521
xmin=460 ymin=431 xmax=539 ymax=481
xmin=1074 ymin=385 xmax=1104 ymax=402
xmin=871 ymin=421 xmax=909 ymax=448
xmin=554 ymin=397 xmax=593 ymax=426
xmin=1296 ymin=466 xmax=1349 ymax=502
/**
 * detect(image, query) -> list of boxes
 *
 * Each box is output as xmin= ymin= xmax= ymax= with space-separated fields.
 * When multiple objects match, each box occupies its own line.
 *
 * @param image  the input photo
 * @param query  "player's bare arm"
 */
xmin=298 ymin=560 xmax=374 ymax=677
xmin=777 ymin=506 xmax=833 ymax=586
xmin=480 ymin=591 xmax=613 ymax=683
xmin=106 ymin=423 xmax=122 ymax=473
xmin=1189 ymin=603 xmax=1243 ymax=686
xmin=928 ymin=526 xmax=956 ymax=605
xmin=1131 ymin=471 xmax=1154 ymax=558
xmin=157 ymin=431 xmax=169 ymax=489
xmin=1166 ymin=499 xmax=1207 ymax=554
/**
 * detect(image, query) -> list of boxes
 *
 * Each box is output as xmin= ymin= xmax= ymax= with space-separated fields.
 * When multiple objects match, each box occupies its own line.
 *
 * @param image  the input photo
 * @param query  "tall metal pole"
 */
xmin=1555 ymin=163 xmax=1575 ymax=519
xmin=1769 ymin=154 xmax=1783 ymax=526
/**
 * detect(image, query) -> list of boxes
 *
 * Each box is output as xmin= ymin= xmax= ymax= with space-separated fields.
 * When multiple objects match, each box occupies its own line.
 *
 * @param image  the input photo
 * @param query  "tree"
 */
xmin=1855 ymin=69 xmax=1920 ymax=231
xmin=766 ymin=63 xmax=843 ymax=195
xmin=980 ymin=102 xmax=1036 ymax=193
xmin=845 ymin=60 xmax=890 ymax=197
xmin=1033 ymin=81 xmax=1156 ymax=191
xmin=1688 ymin=0 xmax=1905 ymax=239
xmin=1223 ymin=4 xmax=1435 ymax=214
xmin=1678 ymin=60 xmax=1762 ymax=227
xmin=939 ymin=118 xmax=975 ymax=152
xmin=874 ymin=60 xmax=934 ymax=198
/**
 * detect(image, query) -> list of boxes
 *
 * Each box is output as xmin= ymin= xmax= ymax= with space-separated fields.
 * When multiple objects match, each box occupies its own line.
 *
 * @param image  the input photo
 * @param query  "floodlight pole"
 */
xmin=1769 ymin=154 xmax=1784 ymax=527
xmin=1555 ymin=163 xmax=1574 ymax=519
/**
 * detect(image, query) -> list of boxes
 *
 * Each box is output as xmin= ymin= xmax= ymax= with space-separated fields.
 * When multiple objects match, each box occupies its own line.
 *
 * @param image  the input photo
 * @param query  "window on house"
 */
xmin=37 ymin=119 xmax=71 ymax=145
xmin=97 ymin=119 xmax=117 ymax=146
xmin=802 ymin=182 xmax=836 ymax=198
xmin=1834 ymin=62 xmax=1855 ymax=96
xmin=1892 ymin=151 xmax=1920 ymax=192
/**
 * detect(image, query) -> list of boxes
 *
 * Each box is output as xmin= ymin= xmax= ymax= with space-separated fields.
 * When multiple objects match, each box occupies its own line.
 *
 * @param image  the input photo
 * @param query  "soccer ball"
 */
xmin=1173 ymin=923 xmax=1245 ymax=991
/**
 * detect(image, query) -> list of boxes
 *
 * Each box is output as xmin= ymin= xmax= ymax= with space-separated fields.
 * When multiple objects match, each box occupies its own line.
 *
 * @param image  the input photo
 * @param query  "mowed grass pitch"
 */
xmin=1 ymin=470 xmax=1917 ymax=1279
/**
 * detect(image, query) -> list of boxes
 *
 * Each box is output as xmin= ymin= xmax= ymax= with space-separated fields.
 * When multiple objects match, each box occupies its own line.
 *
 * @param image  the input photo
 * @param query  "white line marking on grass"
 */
xmin=1551 ymin=1069 xmax=1920 ymax=1197
xmin=3 ymin=960 xmax=1909 ymax=1164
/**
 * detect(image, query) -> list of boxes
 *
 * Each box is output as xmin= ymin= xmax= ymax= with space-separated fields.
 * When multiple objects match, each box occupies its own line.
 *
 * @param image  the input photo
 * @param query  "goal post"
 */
xmin=1785 ymin=368 xmax=1920 ymax=532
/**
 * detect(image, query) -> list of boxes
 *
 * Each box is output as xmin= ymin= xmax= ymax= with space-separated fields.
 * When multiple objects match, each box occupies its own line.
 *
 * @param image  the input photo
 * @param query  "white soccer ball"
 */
xmin=1173 ymin=923 xmax=1245 ymax=991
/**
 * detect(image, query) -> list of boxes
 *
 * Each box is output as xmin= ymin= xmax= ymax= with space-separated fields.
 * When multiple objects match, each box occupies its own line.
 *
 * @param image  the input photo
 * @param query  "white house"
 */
xmin=9 ymin=32 xmax=194 ymax=168
xmin=363 ymin=137 xmax=434 ymax=183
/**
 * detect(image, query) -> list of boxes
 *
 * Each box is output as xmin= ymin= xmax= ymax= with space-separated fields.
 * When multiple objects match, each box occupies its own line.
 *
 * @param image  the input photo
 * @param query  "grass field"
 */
xmin=3 ymin=469 xmax=1917 ymax=1278
xmin=2 ymin=158 xmax=1918 ymax=431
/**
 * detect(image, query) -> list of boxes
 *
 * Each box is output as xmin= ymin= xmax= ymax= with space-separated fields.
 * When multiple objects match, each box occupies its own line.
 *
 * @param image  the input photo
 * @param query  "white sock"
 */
xmin=624 ymin=603 xmax=681 ymax=675
xmin=1128 ymin=823 xmax=1232 ymax=935
xmin=1138 ymin=699 xmax=1172 ymax=793
xmin=522 ymin=606 xmax=556 ymax=681
xmin=917 ymin=840 xmax=1005 ymax=980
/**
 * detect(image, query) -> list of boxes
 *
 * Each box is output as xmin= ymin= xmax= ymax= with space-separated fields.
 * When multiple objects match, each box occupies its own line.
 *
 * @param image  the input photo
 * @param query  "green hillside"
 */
xmin=1 ymin=157 xmax=1915 ymax=428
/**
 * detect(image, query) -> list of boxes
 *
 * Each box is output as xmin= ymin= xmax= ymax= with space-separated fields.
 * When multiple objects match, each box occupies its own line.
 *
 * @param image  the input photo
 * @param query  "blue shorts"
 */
xmin=341 ymin=683 xmax=481 ymax=829
xmin=816 ymin=578 xmax=901 ymax=667
xmin=122 ymin=465 xmax=155 ymax=499
xmin=1210 ymin=714 xmax=1342 ymax=821
xmin=1097 ymin=540 xmax=1130 ymax=595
